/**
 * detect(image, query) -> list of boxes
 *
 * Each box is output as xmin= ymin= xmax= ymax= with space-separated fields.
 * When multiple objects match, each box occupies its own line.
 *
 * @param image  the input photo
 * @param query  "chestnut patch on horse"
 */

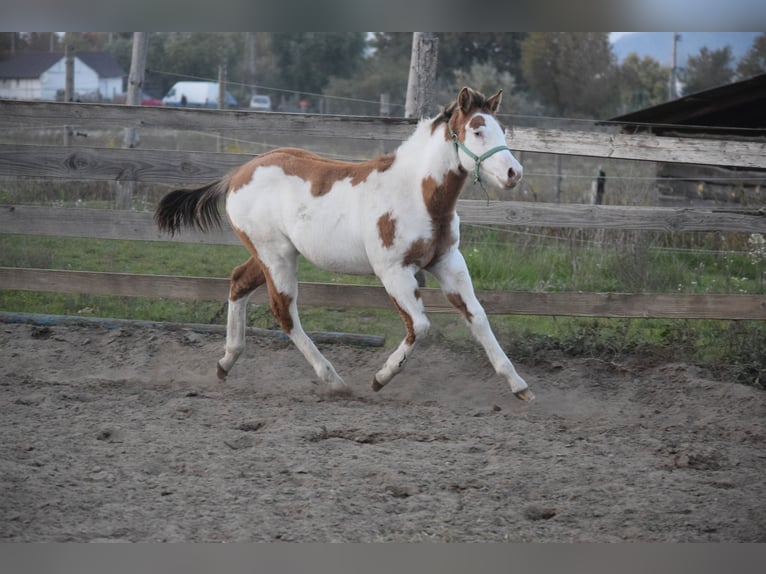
xmin=377 ymin=212 xmax=397 ymax=248
xmin=390 ymin=297 xmax=416 ymax=345
xmin=229 ymin=149 xmax=395 ymax=197
xmin=469 ymin=116 xmax=485 ymax=130
xmin=229 ymin=257 xmax=266 ymax=301
xmin=403 ymin=170 xmax=467 ymax=269
xmin=230 ymin=225 xmax=294 ymax=334
xmin=447 ymin=293 xmax=473 ymax=322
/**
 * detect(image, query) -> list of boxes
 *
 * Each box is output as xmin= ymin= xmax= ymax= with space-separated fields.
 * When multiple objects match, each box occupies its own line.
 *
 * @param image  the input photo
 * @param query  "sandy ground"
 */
xmin=1 ymin=320 xmax=764 ymax=542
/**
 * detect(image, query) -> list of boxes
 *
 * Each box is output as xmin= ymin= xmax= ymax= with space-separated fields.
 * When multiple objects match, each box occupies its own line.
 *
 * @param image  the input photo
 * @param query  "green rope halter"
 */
xmin=448 ymin=123 xmax=512 ymax=198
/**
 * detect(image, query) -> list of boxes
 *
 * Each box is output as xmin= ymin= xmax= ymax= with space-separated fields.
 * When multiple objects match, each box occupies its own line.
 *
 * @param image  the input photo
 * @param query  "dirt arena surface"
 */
xmin=1 ymin=320 xmax=764 ymax=542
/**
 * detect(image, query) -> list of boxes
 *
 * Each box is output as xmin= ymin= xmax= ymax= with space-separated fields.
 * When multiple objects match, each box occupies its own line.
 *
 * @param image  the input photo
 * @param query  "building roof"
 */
xmin=0 ymin=52 xmax=62 ymax=78
xmin=0 ymin=51 xmax=125 ymax=79
xmin=609 ymin=73 xmax=766 ymax=139
xmin=77 ymin=52 xmax=125 ymax=78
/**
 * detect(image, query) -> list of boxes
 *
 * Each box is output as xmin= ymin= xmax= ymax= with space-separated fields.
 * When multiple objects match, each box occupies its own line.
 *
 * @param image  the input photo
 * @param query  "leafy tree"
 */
xmin=737 ymin=33 xmax=766 ymax=79
xmin=618 ymin=53 xmax=669 ymax=112
xmin=0 ymin=32 xmax=61 ymax=56
xmin=437 ymin=33 xmax=528 ymax=90
xmin=520 ymin=32 xmax=619 ymax=118
xmin=270 ymin=33 xmax=366 ymax=99
xmin=682 ymin=46 xmax=734 ymax=94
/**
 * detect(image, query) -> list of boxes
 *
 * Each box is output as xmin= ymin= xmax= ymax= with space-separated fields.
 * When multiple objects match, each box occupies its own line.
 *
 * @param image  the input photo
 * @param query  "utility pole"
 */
xmin=217 ymin=62 xmax=227 ymax=110
xmin=405 ymin=32 xmax=439 ymax=289
xmin=668 ymin=32 xmax=680 ymax=100
xmin=63 ymin=44 xmax=74 ymax=146
xmin=123 ymin=32 xmax=149 ymax=148
xmin=64 ymin=44 xmax=74 ymax=102
xmin=405 ymin=32 xmax=439 ymax=119
xmin=119 ymin=32 xmax=149 ymax=210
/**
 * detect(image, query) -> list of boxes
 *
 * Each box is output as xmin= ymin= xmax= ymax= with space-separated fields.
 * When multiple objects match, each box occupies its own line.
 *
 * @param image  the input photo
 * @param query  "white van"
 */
xmin=162 ymin=81 xmax=238 ymax=108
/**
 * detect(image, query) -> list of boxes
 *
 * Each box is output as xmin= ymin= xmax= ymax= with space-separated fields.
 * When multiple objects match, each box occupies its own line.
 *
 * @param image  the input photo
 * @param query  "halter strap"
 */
xmin=448 ymin=124 xmax=511 ymax=196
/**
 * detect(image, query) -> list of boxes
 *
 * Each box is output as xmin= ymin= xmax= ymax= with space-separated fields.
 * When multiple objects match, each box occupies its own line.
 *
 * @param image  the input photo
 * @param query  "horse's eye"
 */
xmin=473 ymin=130 xmax=482 ymax=138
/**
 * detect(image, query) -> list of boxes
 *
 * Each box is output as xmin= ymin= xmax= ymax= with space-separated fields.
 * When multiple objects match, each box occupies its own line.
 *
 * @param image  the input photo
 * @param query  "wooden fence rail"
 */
xmin=2 ymin=204 xmax=765 ymax=241
xmin=1 ymin=100 xmax=765 ymax=321
xmin=2 ymin=100 xmax=766 ymax=168
xmin=2 ymin=268 xmax=764 ymax=321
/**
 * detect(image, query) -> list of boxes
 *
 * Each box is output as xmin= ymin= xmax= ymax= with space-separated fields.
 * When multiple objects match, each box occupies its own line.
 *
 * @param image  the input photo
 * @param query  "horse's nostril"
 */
xmin=508 ymin=168 xmax=517 ymax=180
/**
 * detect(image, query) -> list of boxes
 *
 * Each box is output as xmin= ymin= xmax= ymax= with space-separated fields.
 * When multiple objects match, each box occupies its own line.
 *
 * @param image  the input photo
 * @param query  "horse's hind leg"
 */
xmin=217 ymin=257 xmax=265 ymax=380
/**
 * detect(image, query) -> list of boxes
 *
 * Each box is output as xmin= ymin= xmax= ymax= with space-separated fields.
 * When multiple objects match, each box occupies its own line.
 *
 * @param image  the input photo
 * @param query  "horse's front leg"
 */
xmin=372 ymin=268 xmax=430 ymax=391
xmin=429 ymin=250 xmax=534 ymax=401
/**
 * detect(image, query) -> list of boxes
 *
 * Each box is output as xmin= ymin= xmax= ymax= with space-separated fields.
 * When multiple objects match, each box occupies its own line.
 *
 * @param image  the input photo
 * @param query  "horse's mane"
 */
xmin=431 ymin=88 xmax=496 ymax=131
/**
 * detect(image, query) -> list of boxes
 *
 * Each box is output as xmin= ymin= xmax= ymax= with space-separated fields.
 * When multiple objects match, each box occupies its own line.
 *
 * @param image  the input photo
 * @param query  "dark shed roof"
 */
xmin=609 ymin=73 xmax=766 ymax=138
xmin=0 ymin=52 xmax=63 ymax=78
xmin=0 ymin=52 xmax=124 ymax=79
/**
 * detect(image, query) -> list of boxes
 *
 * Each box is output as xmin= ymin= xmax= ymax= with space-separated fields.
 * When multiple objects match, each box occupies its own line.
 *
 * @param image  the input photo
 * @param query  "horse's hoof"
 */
xmin=371 ymin=377 xmax=384 ymax=392
xmin=216 ymin=362 xmax=228 ymax=382
xmin=514 ymin=388 xmax=535 ymax=402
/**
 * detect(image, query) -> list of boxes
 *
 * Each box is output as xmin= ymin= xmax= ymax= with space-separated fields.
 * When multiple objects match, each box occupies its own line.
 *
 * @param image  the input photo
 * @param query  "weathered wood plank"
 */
xmin=3 ymin=203 xmax=764 ymax=241
xmin=2 ymin=267 xmax=764 ymax=320
xmin=458 ymin=200 xmax=766 ymax=234
xmin=0 ymin=204 xmax=241 ymax=245
xmin=508 ymin=127 xmax=766 ymax=169
xmin=2 ymin=100 xmax=766 ymax=168
xmin=0 ymin=144 xmax=247 ymax=184
xmin=0 ymin=100 xmax=416 ymax=141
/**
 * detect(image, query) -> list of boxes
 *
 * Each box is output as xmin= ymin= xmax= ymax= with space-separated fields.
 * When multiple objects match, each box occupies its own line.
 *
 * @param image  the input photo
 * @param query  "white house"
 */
xmin=0 ymin=51 xmax=125 ymax=101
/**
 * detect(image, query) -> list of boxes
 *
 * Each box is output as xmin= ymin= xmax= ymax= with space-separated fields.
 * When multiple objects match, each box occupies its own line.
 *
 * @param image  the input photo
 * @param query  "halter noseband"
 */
xmin=448 ymin=122 xmax=512 ymax=196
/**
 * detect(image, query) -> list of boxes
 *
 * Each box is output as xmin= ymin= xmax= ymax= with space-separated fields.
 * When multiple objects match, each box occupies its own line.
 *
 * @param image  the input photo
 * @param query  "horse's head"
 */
xmin=445 ymin=87 xmax=523 ymax=190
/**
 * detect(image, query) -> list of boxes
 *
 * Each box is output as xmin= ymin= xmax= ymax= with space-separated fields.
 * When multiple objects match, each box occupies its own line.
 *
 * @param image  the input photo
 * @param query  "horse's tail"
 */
xmin=155 ymin=175 xmax=230 ymax=236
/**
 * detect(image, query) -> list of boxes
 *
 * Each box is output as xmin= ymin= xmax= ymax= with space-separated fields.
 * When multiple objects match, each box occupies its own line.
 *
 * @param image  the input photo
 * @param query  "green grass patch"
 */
xmin=2 ymin=230 xmax=765 ymax=389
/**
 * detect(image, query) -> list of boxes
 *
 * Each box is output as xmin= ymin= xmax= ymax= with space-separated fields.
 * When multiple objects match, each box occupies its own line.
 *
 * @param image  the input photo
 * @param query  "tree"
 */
xmin=321 ymin=33 xmax=411 ymax=116
xmin=618 ymin=53 xmax=669 ymax=112
xmin=520 ymin=32 xmax=619 ymax=118
xmin=270 ymin=33 xmax=366 ymax=98
xmin=682 ymin=46 xmax=734 ymax=94
xmin=437 ymin=33 xmax=528 ymax=90
xmin=737 ymin=33 xmax=766 ymax=79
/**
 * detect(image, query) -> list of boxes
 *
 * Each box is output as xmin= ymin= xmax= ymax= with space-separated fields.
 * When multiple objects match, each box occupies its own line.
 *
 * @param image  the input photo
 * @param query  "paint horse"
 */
xmin=155 ymin=87 xmax=534 ymax=401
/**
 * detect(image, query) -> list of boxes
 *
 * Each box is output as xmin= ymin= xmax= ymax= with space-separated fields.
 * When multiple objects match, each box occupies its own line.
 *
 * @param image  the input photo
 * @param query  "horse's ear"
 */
xmin=487 ymin=90 xmax=503 ymax=114
xmin=458 ymin=87 xmax=474 ymax=114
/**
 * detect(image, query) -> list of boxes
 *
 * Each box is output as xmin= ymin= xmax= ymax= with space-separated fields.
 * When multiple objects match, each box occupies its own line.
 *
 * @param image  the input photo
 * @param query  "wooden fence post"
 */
xmin=118 ymin=32 xmax=149 ymax=210
xmin=594 ymin=167 xmax=606 ymax=205
xmin=405 ymin=32 xmax=439 ymax=288
xmin=405 ymin=32 xmax=439 ymax=119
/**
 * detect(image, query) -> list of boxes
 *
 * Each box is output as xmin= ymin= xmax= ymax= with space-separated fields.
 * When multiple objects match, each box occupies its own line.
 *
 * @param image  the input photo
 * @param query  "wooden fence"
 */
xmin=1 ymin=100 xmax=765 ymax=321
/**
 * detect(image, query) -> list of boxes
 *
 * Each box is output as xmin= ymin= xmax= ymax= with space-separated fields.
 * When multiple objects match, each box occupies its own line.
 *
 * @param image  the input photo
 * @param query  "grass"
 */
xmin=1 ymin=227 xmax=764 ymax=389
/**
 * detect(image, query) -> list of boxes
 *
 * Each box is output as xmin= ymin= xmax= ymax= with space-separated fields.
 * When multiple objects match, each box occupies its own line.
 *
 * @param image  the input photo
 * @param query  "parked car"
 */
xmin=249 ymin=94 xmax=272 ymax=111
xmin=112 ymin=91 xmax=164 ymax=106
xmin=162 ymin=81 xmax=237 ymax=108
xmin=140 ymin=93 xmax=164 ymax=106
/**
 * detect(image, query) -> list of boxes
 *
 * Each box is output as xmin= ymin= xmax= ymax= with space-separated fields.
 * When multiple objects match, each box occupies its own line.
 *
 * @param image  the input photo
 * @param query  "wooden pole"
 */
xmin=405 ymin=32 xmax=439 ymax=119
xmin=380 ymin=93 xmax=391 ymax=117
xmin=123 ymin=32 xmax=149 ymax=148
xmin=217 ymin=63 xmax=227 ymax=110
xmin=119 ymin=32 xmax=149 ymax=210
xmin=594 ymin=167 xmax=606 ymax=205
xmin=217 ymin=62 xmax=227 ymax=152
xmin=64 ymin=44 xmax=74 ymax=102
xmin=63 ymin=44 xmax=74 ymax=146
xmin=405 ymin=32 xmax=439 ymax=288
